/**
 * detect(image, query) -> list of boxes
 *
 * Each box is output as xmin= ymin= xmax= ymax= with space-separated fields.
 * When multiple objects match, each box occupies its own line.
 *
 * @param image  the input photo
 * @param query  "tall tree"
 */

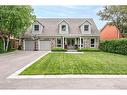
xmin=97 ymin=5 xmax=127 ymax=34
xmin=0 ymin=5 xmax=35 ymax=51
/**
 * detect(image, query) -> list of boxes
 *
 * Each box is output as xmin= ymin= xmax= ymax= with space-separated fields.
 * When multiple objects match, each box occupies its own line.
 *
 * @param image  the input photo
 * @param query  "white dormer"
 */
xmin=80 ymin=20 xmax=91 ymax=34
xmin=58 ymin=20 xmax=69 ymax=34
xmin=32 ymin=20 xmax=44 ymax=35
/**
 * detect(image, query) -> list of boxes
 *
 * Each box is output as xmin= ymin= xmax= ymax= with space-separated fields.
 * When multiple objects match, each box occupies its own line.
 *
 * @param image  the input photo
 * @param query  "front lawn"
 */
xmin=20 ymin=52 xmax=127 ymax=75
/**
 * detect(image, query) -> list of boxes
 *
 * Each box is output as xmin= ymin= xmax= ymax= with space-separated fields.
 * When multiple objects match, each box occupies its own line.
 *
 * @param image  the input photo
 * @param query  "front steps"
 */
xmin=66 ymin=49 xmax=84 ymax=54
xmin=67 ymin=50 xmax=77 ymax=52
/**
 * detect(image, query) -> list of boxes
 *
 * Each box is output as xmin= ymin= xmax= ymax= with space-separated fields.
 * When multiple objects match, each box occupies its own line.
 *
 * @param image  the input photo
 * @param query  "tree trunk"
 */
xmin=1 ymin=37 xmax=6 ymax=51
xmin=5 ymin=38 xmax=10 ymax=52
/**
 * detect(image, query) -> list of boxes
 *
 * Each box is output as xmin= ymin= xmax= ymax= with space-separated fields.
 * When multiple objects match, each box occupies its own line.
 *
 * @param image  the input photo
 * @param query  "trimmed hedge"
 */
xmin=77 ymin=48 xmax=100 ymax=52
xmin=99 ymin=39 xmax=127 ymax=55
xmin=51 ymin=47 xmax=67 ymax=52
xmin=0 ymin=40 xmax=4 ymax=53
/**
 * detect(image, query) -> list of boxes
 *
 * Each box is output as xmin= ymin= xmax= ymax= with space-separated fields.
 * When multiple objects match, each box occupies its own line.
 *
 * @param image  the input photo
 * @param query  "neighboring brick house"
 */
xmin=100 ymin=24 xmax=123 ymax=40
xmin=22 ymin=18 xmax=100 ymax=51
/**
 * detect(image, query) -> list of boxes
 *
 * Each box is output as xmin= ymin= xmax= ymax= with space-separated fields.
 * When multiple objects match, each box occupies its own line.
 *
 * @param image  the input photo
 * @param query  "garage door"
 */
xmin=25 ymin=40 xmax=35 ymax=51
xmin=40 ymin=41 xmax=51 ymax=51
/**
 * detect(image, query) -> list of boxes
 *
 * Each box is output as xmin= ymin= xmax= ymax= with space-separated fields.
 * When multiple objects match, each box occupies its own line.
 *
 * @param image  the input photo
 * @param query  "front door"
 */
xmin=67 ymin=38 xmax=75 ymax=49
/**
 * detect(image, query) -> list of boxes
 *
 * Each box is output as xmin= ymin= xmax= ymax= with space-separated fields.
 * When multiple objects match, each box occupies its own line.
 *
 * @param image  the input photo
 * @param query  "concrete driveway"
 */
xmin=0 ymin=51 xmax=127 ymax=89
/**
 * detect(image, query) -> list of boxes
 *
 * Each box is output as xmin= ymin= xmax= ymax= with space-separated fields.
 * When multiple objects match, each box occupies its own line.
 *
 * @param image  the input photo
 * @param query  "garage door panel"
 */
xmin=40 ymin=41 xmax=51 ymax=51
xmin=25 ymin=40 xmax=34 ymax=51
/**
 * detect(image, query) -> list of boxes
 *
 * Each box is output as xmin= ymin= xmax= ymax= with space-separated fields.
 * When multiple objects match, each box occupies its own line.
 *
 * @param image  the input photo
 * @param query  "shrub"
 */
xmin=99 ymin=39 xmax=127 ymax=55
xmin=0 ymin=39 xmax=16 ymax=53
xmin=77 ymin=48 xmax=100 ymax=52
xmin=51 ymin=47 xmax=67 ymax=52
xmin=0 ymin=40 xmax=4 ymax=53
xmin=8 ymin=40 xmax=13 ymax=51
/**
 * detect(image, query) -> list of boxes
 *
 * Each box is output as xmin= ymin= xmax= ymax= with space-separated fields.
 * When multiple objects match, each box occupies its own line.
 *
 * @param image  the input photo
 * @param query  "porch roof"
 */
xmin=37 ymin=34 xmax=100 ymax=38
xmin=22 ymin=33 xmax=99 ymax=39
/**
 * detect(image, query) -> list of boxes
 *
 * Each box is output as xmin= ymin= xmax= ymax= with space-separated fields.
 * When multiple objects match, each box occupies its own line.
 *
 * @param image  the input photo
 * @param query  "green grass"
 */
xmin=0 ymin=49 xmax=16 ymax=54
xmin=20 ymin=52 xmax=127 ymax=75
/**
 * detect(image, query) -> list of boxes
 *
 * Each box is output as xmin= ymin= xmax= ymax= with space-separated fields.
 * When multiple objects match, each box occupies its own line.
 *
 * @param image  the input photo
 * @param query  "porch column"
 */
xmin=62 ymin=36 xmax=64 ymax=49
xmin=80 ymin=37 xmax=81 ymax=49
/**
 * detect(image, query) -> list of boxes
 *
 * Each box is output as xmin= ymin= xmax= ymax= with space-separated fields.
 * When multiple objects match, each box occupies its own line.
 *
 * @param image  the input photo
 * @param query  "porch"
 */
xmin=56 ymin=36 xmax=99 ymax=50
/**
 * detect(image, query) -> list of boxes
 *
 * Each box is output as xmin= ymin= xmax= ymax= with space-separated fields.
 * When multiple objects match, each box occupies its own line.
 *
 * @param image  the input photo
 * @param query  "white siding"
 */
xmin=80 ymin=21 xmax=91 ymax=34
xmin=59 ymin=21 xmax=69 ymax=34
xmin=32 ymin=21 xmax=43 ymax=35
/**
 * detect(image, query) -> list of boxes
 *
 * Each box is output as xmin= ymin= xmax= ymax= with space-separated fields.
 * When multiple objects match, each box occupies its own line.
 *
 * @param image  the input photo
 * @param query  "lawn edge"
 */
xmin=7 ymin=51 xmax=51 ymax=79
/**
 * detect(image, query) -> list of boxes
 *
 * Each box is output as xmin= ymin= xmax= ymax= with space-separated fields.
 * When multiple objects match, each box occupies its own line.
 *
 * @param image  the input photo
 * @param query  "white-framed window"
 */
xmin=91 ymin=38 xmax=95 ymax=48
xmin=34 ymin=25 xmax=39 ymax=31
xmin=61 ymin=25 xmax=66 ymax=31
xmin=78 ymin=38 xmax=84 ymax=48
xmin=57 ymin=38 xmax=62 ymax=47
xmin=81 ymin=38 xmax=84 ymax=47
xmin=84 ymin=25 xmax=89 ymax=31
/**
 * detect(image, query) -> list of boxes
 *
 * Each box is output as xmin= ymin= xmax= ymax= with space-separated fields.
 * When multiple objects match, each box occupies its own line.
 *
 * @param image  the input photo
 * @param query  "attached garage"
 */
xmin=39 ymin=40 xmax=51 ymax=51
xmin=24 ymin=40 xmax=51 ymax=51
xmin=24 ymin=40 xmax=35 ymax=51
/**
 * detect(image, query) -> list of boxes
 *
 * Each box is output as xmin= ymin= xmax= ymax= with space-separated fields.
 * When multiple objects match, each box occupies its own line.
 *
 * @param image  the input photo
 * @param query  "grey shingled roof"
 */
xmin=23 ymin=18 xmax=99 ymax=38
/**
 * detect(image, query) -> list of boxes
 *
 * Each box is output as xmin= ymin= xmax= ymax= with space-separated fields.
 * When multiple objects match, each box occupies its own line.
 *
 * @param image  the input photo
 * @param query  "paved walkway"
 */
xmin=0 ymin=51 xmax=127 ymax=89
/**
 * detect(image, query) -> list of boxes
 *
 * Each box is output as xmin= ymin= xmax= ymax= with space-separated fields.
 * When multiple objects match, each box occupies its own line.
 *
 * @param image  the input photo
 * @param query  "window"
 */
xmin=34 ymin=25 xmax=39 ymax=31
xmin=78 ymin=38 xmax=84 ymax=48
xmin=81 ymin=38 xmax=84 ymax=47
xmin=61 ymin=25 xmax=66 ymax=31
xmin=57 ymin=38 xmax=62 ymax=47
xmin=91 ymin=38 xmax=95 ymax=47
xmin=84 ymin=25 xmax=89 ymax=31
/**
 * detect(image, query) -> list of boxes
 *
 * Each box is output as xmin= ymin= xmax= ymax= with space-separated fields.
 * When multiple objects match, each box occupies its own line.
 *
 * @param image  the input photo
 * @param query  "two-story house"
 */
xmin=22 ymin=18 xmax=100 ymax=51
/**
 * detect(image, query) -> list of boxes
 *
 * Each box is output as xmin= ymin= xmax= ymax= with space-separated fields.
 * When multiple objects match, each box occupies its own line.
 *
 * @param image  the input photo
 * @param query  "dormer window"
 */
xmin=84 ymin=25 xmax=89 ymax=31
xmin=80 ymin=20 xmax=91 ymax=34
xmin=34 ymin=25 xmax=39 ymax=31
xmin=58 ymin=20 xmax=69 ymax=34
xmin=61 ymin=25 xmax=66 ymax=31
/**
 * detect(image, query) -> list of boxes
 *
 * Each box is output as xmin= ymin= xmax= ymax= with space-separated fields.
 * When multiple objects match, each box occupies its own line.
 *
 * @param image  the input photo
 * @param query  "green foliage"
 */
xmin=0 ymin=40 xmax=4 ymax=53
xmin=99 ymin=39 xmax=127 ymax=55
xmin=0 ymin=5 xmax=35 ymax=51
xmin=78 ymin=48 xmax=100 ymax=52
xmin=0 ymin=39 xmax=16 ymax=53
xmin=97 ymin=5 xmax=127 ymax=34
xmin=0 ymin=5 xmax=35 ymax=37
xmin=51 ymin=47 xmax=67 ymax=52
xmin=8 ymin=40 xmax=13 ymax=51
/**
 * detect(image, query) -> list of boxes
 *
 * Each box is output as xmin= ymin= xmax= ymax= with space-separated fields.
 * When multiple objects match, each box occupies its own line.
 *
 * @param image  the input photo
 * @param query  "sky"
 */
xmin=32 ymin=6 xmax=107 ymax=30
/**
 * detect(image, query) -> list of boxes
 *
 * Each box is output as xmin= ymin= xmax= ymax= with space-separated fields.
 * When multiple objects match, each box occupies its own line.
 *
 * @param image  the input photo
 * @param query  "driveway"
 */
xmin=0 ymin=51 xmax=127 ymax=89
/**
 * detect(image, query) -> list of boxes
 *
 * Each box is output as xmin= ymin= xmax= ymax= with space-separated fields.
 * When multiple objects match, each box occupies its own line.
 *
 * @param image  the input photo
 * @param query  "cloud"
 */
xmin=32 ymin=5 xmax=106 ymax=29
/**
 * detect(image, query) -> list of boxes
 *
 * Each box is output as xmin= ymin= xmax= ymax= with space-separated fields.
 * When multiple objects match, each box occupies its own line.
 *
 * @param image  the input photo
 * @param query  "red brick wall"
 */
xmin=100 ymin=25 xmax=123 ymax=40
